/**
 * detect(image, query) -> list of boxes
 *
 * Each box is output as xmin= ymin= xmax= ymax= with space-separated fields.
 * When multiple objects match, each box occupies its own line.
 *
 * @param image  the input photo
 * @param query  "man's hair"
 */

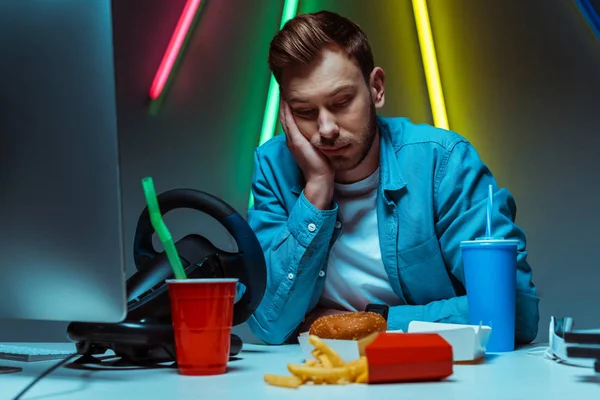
xmin=268 ymin=11 xmax=374 ymax=85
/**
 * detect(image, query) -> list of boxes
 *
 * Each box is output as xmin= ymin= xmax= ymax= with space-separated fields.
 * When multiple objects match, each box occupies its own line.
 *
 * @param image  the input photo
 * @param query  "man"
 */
xmin=246 ymin=10 xmax=539 ymax=345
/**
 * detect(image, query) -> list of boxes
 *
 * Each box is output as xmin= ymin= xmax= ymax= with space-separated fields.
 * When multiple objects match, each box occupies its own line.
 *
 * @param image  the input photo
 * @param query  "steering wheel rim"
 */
xmin=133 ymin=189 xmax=266 ymax=326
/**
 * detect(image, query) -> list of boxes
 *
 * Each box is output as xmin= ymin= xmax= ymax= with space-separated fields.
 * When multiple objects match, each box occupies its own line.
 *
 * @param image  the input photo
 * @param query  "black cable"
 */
xmin=12 ymin=353 xmax=79 ymax=400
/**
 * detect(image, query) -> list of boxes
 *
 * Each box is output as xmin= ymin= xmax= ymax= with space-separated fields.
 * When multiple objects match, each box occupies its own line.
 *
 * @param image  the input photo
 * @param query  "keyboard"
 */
xmin=0 ymin=345 xmax=75 ymax=362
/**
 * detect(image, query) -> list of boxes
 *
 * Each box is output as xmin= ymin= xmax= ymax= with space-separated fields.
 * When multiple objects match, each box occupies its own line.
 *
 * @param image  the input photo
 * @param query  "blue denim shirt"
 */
xmin=246 ymin=116 xmax=539 ymax=345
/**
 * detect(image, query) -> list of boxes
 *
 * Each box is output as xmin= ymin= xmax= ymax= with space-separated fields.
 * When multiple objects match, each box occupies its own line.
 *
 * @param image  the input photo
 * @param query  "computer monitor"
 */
xmin=0 ymin=1 xmax=127 ymax=323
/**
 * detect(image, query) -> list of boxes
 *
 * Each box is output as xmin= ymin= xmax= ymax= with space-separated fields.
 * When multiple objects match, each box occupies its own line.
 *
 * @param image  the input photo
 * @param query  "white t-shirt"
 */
xmin=319 ymin=168 xmax=401 ymax=311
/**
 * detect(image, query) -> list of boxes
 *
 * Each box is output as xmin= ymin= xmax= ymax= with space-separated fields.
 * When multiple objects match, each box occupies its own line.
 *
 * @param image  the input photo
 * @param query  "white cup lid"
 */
xmin=460 ymin=238 xmax=519 ymax=246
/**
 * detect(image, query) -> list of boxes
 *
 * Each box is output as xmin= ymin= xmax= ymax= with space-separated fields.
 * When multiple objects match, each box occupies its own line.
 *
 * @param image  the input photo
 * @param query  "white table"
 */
xmin=1 ymin=342 xmax=599 ymax=400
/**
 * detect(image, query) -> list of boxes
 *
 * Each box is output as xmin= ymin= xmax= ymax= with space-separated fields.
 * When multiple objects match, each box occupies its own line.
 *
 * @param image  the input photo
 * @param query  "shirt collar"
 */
xmin=377 ymin=116 xmax=407 ymax=202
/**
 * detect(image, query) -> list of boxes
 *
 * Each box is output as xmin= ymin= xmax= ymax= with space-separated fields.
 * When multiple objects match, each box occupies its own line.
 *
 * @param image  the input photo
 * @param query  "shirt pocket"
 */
xmin=397 ymin=234 xmax=456 ymax=305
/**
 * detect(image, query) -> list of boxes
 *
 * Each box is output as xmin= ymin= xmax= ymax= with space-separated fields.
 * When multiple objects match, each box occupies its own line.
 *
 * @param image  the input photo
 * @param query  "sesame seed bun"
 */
xmin=308 ymin=311 xmax=388 ymax=340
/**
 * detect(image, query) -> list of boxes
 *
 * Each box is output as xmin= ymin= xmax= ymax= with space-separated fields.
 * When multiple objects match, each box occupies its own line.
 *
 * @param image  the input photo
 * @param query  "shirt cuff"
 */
xmin=387 ymin=305 xmax=424 ymax=331
xmin=287 ymin=190 xmax=338 ymax=248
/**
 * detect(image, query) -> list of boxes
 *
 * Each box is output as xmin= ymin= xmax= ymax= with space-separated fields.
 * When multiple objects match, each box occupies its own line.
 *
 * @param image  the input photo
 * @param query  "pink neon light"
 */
xmin=149 ymin=0 xmax=202 ymax=100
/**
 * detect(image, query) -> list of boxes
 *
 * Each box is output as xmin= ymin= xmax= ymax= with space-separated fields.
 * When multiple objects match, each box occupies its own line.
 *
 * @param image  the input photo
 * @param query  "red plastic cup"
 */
xmin=166 ymin=278 xmax=238 ymax=376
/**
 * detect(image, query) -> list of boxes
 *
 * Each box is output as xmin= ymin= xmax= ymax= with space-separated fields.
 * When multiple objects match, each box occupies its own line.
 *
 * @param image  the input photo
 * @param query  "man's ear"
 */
xmin=370 ymin=67 xmax=385 ymax=109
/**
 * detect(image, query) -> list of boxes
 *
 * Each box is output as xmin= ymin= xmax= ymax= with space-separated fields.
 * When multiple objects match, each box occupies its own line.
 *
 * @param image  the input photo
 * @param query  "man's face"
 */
xmin=280 ymin=46 xmax=384 ymax=172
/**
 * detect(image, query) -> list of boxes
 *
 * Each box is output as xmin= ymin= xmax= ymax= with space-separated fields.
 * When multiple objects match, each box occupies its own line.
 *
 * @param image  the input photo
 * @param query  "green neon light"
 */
xmin=257 ymin=0 xmax=299 ymax=146
xmin=249 ymin=0 xmax=299 ymax=209
xmin=257 ymin=75 xmax=282 ymax=147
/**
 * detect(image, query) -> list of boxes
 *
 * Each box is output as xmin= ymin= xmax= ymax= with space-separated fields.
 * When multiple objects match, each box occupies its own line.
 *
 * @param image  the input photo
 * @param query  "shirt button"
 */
xmin=307 ymin=223 xmax=316 ymax=232
xmin=318 ymin=270 xmax=325 ymax=277
xmin=287 ymin=273 xmax=294 ymax=280
xmin=335 ymin=221 xmax=342 ymax=229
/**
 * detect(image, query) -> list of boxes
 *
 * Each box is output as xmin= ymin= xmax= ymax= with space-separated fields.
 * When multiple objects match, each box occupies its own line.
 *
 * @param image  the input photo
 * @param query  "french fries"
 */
xmin=264 ymin=374 xmax=303 ymax=388
xmin=264 ymin=334 xmax=369 ymax=389
xmin=309 ymin=335 xmax=345 ymax=367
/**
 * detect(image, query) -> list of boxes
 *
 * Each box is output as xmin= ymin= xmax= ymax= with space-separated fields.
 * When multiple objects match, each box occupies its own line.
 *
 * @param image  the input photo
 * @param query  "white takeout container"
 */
xmin=407 ymin=321 xmax=492 ymax=361
xmin=298 ymin=330 xmax=404 ymax=362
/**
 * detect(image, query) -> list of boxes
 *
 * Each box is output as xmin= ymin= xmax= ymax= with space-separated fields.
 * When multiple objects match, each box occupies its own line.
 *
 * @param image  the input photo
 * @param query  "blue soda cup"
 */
xmin=460 ymin=239 xmax=518 ymax=352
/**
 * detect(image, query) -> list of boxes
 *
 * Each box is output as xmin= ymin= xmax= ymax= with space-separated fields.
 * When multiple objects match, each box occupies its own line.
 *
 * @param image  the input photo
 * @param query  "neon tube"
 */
xmin=412 ymin=0 xmax=450 ymax=130
xmin=574 ymin=0 xmax=600 ymax=39
xmin=149 ymin=0 xmax=203 ymax=100
xmin=257 ymin=0 xmax=300 ymax=147
xmin=249 ymin=0 xmax=299 ymax=209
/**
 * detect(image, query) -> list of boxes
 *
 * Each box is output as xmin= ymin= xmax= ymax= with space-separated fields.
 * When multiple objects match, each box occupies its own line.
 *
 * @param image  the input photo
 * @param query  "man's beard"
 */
xmin=327 ymin=100 xmax=378 ymax=172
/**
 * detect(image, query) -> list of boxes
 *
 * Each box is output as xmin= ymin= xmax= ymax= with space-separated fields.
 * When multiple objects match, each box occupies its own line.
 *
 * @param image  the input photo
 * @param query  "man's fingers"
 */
xmin=280 ymin=100 xmax=312 ymax=155
xmin=282 ymin=101 xmax=302 ymax=144
xmin=279 ymin=100 xmax=292 ymax=148
xmin=279 ymin=101 xmax=287 ymax=135
xmin=279 ymin=99 xmax=286 ymax=132
xmin=279 ymin=100 xmax=293 ymax=144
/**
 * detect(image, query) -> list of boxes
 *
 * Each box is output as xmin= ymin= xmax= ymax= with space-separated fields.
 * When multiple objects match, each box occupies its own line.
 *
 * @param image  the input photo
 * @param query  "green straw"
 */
xmin=141 ymin=177 xmax=187 ymax=280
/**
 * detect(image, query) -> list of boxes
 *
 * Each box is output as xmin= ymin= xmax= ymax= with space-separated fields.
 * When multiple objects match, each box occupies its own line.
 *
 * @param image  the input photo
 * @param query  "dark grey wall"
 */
xmin=110 ymin=0 xmax=283 ymax=345
xmin=1 ymin=0 xmax=599 ymax=343
xmin=428 ymin=0 xmax=600 ymax=338
xmin=0 ymin=0 xmax=282 ymax=342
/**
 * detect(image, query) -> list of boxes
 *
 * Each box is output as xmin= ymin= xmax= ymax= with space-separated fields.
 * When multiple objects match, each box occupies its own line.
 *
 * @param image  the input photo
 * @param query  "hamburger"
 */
xmin=308 ymin=311 xmax=388 ymax=340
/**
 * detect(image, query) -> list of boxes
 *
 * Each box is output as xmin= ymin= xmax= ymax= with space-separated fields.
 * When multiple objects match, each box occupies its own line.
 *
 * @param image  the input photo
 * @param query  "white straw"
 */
xmin=486 ymin=184 xmax=493 ymax=238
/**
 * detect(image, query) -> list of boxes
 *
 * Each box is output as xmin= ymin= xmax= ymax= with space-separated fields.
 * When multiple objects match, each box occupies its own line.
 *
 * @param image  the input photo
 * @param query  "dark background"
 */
xmin=1 ymin=0 xmax=599 ymax=344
